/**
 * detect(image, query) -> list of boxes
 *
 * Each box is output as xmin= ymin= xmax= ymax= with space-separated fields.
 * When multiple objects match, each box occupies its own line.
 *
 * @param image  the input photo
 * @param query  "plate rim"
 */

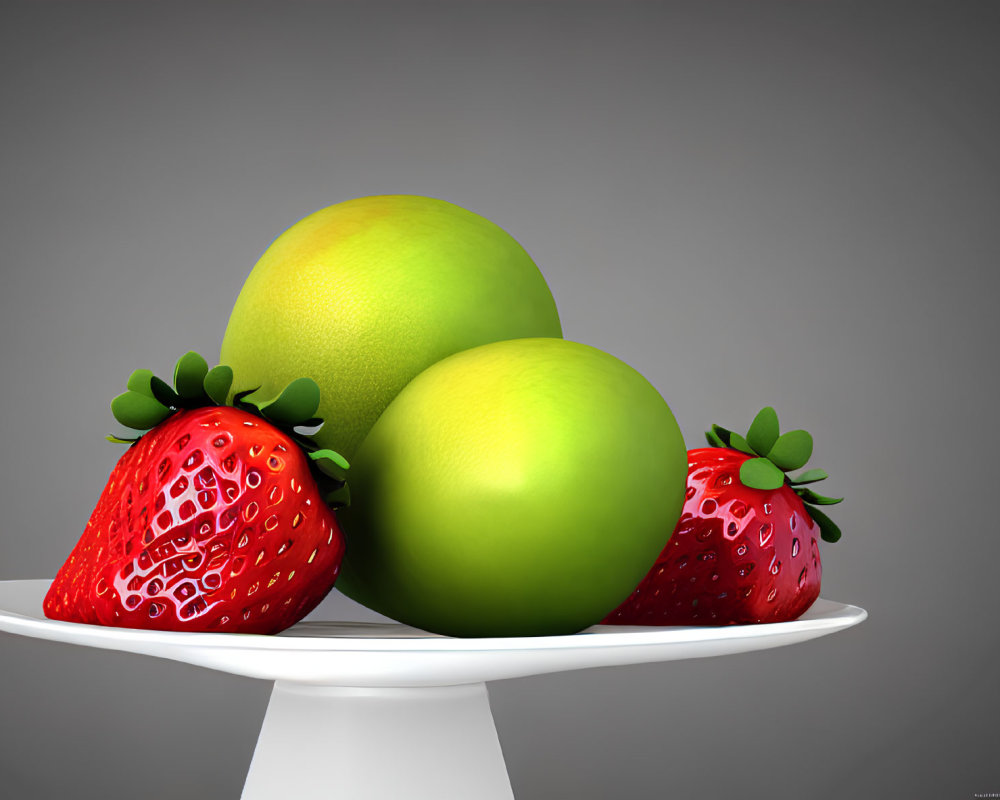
xmin=0 ymin=578 xmax=867 ymax=655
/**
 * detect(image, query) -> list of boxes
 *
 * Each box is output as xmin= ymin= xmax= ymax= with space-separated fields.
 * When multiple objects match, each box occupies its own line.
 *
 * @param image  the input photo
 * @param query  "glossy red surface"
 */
xmin=44 ymin=407 xmax=346 ymax=634
xmin=604 ymin=447 xmax=822 ymax=625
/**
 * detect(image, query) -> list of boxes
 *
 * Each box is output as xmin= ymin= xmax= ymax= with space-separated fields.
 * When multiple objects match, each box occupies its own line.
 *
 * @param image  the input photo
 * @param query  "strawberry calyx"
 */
xmin=107 ymin=351 xmax=350 ymax=508
xmin=705 ymin=406 xmax=842 ymax=543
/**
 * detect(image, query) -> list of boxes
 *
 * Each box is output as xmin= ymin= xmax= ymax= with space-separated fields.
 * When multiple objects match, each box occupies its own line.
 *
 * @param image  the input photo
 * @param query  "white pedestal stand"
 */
xmin=0 ymin=580 xmax=865 ymax=799
xmin=245 ymin=682 xmax=512 ymax=800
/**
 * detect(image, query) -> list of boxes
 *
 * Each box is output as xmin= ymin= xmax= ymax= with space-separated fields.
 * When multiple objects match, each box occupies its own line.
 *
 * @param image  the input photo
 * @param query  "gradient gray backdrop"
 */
xmin=2 ymin=2 xmax=997 ymax=798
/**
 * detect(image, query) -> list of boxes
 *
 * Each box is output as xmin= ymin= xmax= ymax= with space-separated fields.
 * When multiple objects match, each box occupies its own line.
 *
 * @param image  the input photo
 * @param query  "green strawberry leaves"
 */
xmin=150 ymin=377 xmax=181 ymax=408
xmin=126 ymin=368 xmax=155 ymax=396
xmin=767 ymin=429 xmax=813 ymax=472
xmin=706 ymin=424 xmax=753 ymax=454
xmin=729 ymin=432 xmax=754 ymax=455
xmin=796 ymin=487 xmax=842 ymax=505
xmin=705 ymin=406 xmax=843 ymax=542
xmin=256 ymin=378 xmax=321 ymax=426
xmin=706 ymin=425 xmax=731 ymax=448
xmin=113 ymin=353 xmax=226 ymax=428
xmin=309 ymin=449 xmax=350 ymax=475
xmin=705 ymin=428 xmax=726 ymax=448
xmin=107 ymin=351 xmax=349 ymax=506
xmin=788 ymin=468 xmax=828 ymax=485
xmin=309 ymin=449 xmax=351 ymax=509
xmin=111 ymin=391 xmax=172 ymax=430
xmin=746 ymin=406 xmax=779 ymax=455
xmin=234 ymin=381 xmax=322 ymax=430
xmin=805 ymin=504 xmax=842 ymax=543
xmin=173 ymin=352 xmax=210 ymax=399
xmin=126 ymin=369 xmax=179 ymax=407
xmin=739 ymin=457 xmax=785 ymax=491
xmin=203 ymin=365 xmax=234 ymax=405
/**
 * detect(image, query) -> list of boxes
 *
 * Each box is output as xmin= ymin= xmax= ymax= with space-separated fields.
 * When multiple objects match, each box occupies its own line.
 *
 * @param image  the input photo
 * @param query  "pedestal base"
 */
xmin=243 ymin=681 xmax=513 ymax=800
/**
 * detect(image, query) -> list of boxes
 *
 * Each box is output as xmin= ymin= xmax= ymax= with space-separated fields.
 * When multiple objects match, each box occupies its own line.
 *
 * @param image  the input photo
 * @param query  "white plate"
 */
xmin=0 ymin=579 xmax=866 ymax=687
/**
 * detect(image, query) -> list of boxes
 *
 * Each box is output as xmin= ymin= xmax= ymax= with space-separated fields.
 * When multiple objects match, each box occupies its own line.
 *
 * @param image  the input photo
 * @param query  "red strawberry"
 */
xmin=44 ymin=352 xmax=349 ymax=634
xmin=604 ymin=407 xmax=841 ymax=626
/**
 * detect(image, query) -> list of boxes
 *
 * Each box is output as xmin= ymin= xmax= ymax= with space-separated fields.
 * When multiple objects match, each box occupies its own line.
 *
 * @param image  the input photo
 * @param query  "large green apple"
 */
xmin=337 ymin=338 xmax=688 ymax=637
xmin=220 ymin=195 xmax=561 ymax=459
xmin=220 ymin=195 xmax=562 ymax=461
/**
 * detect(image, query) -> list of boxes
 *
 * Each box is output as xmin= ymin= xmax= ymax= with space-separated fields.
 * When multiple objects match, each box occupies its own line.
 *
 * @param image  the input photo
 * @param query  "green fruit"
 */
xmin=337 ymin=338 xmax=688 ymax=637
xmin=220 ymin=195 xmax=562 ymax=460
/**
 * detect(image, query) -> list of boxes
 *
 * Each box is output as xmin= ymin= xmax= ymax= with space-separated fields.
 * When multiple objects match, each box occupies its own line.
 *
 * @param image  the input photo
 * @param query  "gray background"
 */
xmin=1 ymin=1 xmax=997 ymax=798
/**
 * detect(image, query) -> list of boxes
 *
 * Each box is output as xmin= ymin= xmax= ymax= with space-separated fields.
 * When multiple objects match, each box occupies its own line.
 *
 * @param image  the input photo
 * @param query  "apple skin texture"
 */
xmin=220 ymin=195 xmax=562 ymax=461
xmin=336 ymin=338 xmax=688 ymax=638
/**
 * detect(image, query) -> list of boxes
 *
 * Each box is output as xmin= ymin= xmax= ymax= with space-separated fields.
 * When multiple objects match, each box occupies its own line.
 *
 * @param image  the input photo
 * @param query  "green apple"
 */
xmin=220 ymin=195 xmax=562 ymax=461
xmin=337 ymin=338 xmax=688 ymax=637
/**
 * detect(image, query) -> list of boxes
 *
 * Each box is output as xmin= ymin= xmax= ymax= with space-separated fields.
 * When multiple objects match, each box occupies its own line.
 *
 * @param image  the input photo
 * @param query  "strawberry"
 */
xmin=44 ymin=352 xmax=350 ymax=634
xmin=604 ymin=407 xmax=842 ymax=626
